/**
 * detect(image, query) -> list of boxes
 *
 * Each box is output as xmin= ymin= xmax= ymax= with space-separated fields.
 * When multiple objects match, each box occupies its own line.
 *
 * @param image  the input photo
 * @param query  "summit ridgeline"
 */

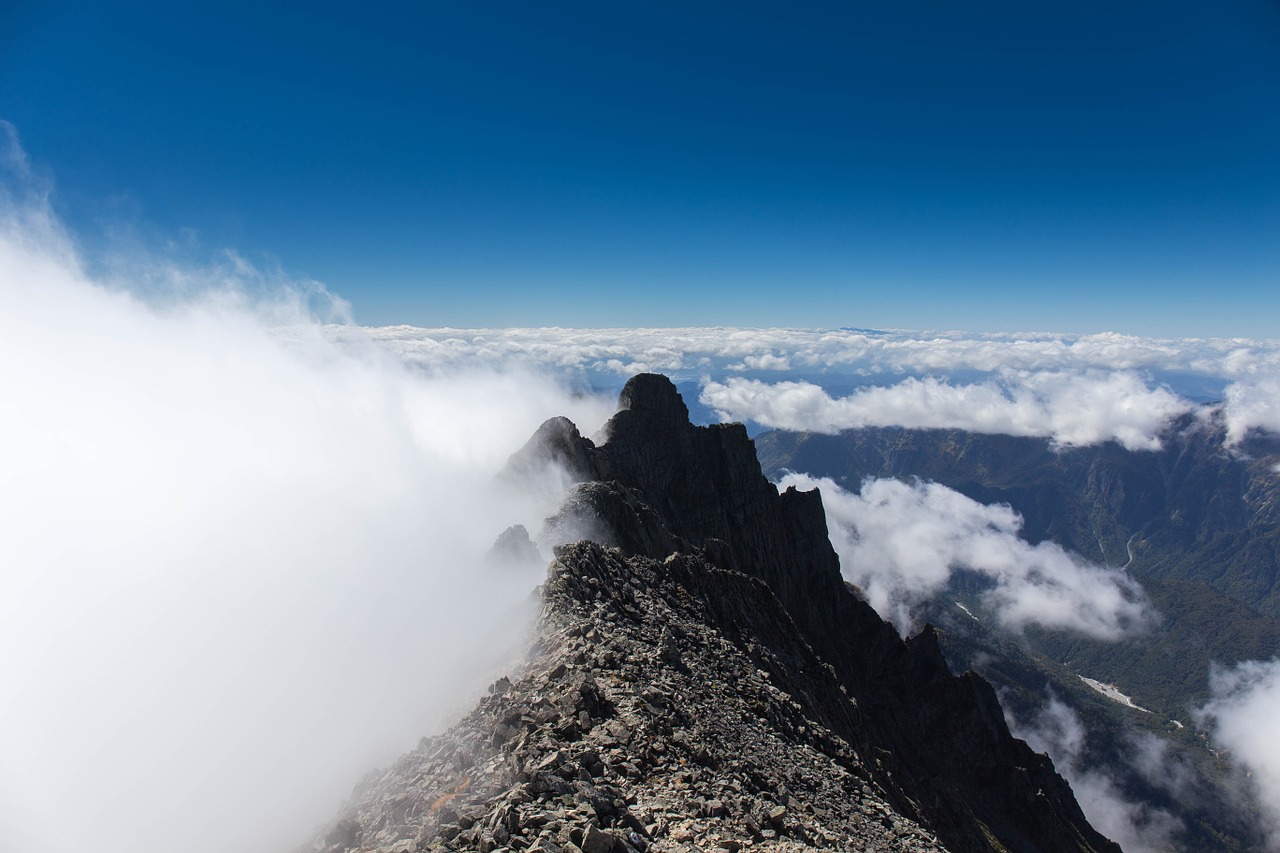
xmin=310 ymin=374 xmax=1118 ymax=853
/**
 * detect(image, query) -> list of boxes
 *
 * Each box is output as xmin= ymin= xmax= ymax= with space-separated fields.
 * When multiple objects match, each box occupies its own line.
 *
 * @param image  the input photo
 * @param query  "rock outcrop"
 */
xmin=310 ymin=374 xmax=1118 ymax=853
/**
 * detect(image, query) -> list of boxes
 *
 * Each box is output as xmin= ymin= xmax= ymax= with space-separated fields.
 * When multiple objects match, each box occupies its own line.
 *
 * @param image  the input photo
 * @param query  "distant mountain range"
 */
xmin=757 ymin=416 xmax=1280 ymax=850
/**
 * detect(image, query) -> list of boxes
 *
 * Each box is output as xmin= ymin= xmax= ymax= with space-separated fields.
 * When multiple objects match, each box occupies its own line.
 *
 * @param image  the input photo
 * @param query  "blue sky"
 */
xmin=3 ymin=0 xmax=1279 ymax=335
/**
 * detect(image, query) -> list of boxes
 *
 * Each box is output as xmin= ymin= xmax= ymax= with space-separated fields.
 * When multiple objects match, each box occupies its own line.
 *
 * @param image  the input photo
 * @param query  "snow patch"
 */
xmin=1079 ymin=676 xmax=1152 ymax=713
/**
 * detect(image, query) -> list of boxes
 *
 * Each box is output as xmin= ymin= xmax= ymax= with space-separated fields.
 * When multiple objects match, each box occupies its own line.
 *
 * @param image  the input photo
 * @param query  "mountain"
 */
xmin=756 ymin=419 xmax=1280 ymax=850
xmin=309 ymin=374 xmax=1117 ymax=853
xmin=755 ymin=418 xmax=1280 ymax=713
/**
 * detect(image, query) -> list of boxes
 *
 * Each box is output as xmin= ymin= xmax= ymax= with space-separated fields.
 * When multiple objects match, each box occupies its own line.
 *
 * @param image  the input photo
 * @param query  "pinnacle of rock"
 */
xmin=617 ymin=374 xmax=690 ymax=424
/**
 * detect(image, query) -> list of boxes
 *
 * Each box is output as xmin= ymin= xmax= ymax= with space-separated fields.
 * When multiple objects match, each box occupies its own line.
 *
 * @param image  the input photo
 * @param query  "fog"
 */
xmin=0 ymin=131 xmax=614 ymax=853
xmin=1009 ymin=698 xmax=1182 ymax=853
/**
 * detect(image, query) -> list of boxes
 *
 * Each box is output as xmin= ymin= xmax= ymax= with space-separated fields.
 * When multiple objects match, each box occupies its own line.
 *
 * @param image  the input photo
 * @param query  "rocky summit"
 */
xmin=308 ymin=374 xmax=1118 ymax=853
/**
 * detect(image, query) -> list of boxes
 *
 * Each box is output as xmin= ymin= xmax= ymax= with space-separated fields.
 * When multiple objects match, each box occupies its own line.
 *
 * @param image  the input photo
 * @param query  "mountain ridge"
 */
xmin=309 ymin=374 xmax=1117 ymax=853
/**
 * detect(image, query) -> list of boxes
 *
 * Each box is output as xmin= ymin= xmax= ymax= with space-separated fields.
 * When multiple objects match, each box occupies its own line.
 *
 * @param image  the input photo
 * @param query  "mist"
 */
xmin=1009 ymin=698 xmax=1183 ymax=853
xmin=0 ymin=133 xmax=614 ymax=853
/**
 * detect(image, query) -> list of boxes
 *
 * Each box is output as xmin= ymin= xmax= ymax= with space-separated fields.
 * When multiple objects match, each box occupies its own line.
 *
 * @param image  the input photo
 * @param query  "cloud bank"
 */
xmin=704 ymin=370 xmax=1192 ymax=450
xmin=0 ymin=128 xmax=614 ymax=853
xmin=360 ymin=325 xmax=1280 ymax=384
xmin=361 ymin=325 xmax=1280 ymax=447
xmin=1196 ymin=658 xmax=1280 ymax=848
xmin=777 ymin=473 xmax=1151 ymax=639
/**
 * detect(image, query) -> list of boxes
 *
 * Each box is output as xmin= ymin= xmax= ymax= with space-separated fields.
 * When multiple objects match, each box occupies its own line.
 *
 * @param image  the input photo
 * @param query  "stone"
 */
xmin=580 ymin=823 xmax=615 ymax=853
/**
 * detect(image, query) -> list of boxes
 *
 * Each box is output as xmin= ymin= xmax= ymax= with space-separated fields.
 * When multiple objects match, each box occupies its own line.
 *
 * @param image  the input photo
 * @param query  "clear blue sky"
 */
xmin=3 ymin=1 xmax=1279 ymax=335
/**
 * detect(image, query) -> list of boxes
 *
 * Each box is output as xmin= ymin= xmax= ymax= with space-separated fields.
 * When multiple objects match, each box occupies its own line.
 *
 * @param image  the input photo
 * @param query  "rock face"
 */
xmin=310 ymin=374 xmax=1117 ymax=853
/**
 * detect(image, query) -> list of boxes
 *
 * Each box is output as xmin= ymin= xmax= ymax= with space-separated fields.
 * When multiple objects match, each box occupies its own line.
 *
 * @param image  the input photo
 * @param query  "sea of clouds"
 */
xmin=360 ymin=324 xmax=1280 ymax=448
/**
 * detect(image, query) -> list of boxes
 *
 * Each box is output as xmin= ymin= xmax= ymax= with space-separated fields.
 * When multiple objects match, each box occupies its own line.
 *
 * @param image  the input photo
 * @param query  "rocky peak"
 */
xmin=310 ymin=374 xmax=1118 ymax=853
xmin=617 ymin=373 xmax=691 ymax=424
xmin=523 ymin=375 xmax=1116 ymax=853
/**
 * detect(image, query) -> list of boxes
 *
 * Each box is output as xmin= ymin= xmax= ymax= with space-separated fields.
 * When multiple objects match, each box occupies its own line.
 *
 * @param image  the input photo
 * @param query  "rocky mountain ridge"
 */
xmin=315 ymin=542 xmax=948 ymax=853
xmin=309 ymin=374 xmax=1117 ymax=853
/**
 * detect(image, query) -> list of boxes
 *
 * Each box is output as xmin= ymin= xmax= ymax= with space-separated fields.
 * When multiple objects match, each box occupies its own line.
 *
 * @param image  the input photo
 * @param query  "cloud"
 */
xmin=1125 ymin=731 xmax=1197 ymax=802
xmin=1009 ymin=698 xmax=1183 ymax=853
xmin=0 ymin=129 xmax=615 ymax=853
xmin=1222 ymin=377 xmax=1280 ymax=445
xmin=704 ymin=370 xmax=1193 ymax=450
xmin=1195 ymin=658 xmax=1280 ymax=848
xmin=361 ymin=325 xmax=1280 ymax=382
xmin=777 ymin=473 xmax=1152 ymax=639
xmin=740 ymin=351 xmax=791 ymax=371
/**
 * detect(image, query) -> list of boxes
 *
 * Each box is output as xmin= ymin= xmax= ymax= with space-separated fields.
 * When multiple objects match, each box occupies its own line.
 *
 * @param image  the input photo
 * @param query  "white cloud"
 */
xmin=1195 ymin=658 xmax=1280 ymax=848
xmin=0 ymin=130 xmax=615 ymax=853
xmin=1010 ymin=698 xmax=1183 ymax=853
xmin=742 ymin=351 xmax=791 ymax=370
xmin=778 ymin=473 xmax=1152 ymax=639
xmin=1222 ymin=377 xmax=1280 ymax=445
xmin=704 ymin=370 xmax=1192 ymax=450
xmin=359 ymin=325 xmax=1280 ymax=447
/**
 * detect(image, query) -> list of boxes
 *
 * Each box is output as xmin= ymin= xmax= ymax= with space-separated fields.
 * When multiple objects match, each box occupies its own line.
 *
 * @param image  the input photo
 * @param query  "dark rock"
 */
xmin=580 ymin=823 xmax=616 ymax=853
